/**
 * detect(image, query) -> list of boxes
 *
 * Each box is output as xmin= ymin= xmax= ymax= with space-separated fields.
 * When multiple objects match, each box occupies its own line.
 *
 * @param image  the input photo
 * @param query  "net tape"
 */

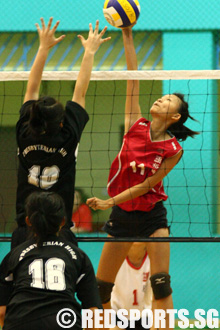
xmin=1 ymin=70 xmax=220 ymax=81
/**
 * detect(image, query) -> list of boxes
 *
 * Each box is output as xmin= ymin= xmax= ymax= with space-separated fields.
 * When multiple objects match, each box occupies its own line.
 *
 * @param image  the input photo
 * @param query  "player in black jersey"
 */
xmin=12 ymin=18 xmax=111 ymax=249
xmin=0 ymin=191 xmax=102 ymax=330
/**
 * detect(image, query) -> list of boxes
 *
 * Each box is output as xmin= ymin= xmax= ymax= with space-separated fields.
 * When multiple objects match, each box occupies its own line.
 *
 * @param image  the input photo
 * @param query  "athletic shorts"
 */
xmin=3 ymin=313 xmax=81 ymax=330
xmin=11 ymin=225 xmax=78 ymax=249
xmin=103 ymin=201 xmax=168 ymax=237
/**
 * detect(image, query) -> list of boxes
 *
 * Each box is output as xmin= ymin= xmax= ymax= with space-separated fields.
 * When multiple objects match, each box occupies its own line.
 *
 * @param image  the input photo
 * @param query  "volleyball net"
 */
xmin=0 ymin=70 xmax=219 ymax=242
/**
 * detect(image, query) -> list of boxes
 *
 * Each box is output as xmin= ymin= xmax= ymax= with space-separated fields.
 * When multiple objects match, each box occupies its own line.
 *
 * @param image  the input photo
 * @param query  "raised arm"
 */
xmin=72 ymin=21 xmax=111 ymax=108
xmin=23 ymin=17 xmax=65 ymax=103
xmin=87 ymin=151 xmax=182 ymax=210
xmin=122 ymin=27 xmax=141 ymax=134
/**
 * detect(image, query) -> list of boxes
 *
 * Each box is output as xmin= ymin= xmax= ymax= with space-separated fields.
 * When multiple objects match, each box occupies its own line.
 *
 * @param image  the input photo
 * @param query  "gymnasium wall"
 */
xmin=0 ymin=0 xmax=220 ymax=32
xmin=0 ymin=0 xmax=220 ymax=322
xmin=0 ymin=0 xmax=219 ymax=236
xmin=0 ymin=240 xmax=220 ymax=319
xmin=0 ymin=31 xmax=162 ymax=71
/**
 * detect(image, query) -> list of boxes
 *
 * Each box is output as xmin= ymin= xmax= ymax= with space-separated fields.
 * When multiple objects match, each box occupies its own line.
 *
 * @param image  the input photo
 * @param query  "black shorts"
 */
xmin=11 ymin=225 xmax=78 ymax=249
xmin=3 ymin=313 xmax=81 ymax=330
xmin=103 ymin=201 xmax=168 ymax=237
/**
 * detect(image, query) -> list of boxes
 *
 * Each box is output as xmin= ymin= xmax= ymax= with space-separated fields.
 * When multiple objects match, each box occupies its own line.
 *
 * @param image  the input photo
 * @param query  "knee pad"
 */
xmin=96 ymin=278 xmax=114 ymax=304
xmin=150 ymin=272 xmax=172 ymax=300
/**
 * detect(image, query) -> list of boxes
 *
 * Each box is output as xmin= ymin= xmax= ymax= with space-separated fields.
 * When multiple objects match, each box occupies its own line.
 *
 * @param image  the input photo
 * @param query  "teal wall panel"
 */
xmin=163 ymin=32 xmax=218 ymax=235
xmin=1 ymin=241 xmax=220 ymax=319
xmin=163 ymin=32 xmax=216 ymax=70
xmin=1 ymin=0 xmax=220 ymax=32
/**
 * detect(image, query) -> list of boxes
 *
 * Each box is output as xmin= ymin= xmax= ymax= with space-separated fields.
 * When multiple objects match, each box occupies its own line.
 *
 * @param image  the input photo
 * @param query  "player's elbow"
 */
xmin=137 ymin=183 xmax=150 ymax=196
xmin=142 ymin=178 xmax=158 ymax=194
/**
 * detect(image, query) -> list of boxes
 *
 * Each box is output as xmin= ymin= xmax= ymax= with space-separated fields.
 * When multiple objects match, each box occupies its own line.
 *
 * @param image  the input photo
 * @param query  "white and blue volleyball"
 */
xmin=103 ymin=0 xmax=140 ymax=28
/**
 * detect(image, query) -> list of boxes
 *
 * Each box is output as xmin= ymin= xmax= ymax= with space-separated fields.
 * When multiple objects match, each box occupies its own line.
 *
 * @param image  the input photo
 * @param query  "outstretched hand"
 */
xmin=86 ymin=197 xmax=113 ymax=211
xmin=35 ymin=17 xmax=65 ymax=50
xmin=78 ymin=20 xmax=111 ymax=54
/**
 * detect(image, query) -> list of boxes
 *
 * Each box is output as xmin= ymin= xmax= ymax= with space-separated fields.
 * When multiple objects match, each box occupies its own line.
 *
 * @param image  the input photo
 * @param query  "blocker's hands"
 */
xmin=36 ymin=17 xmax=65 ymax=50
xmin=78 ymin=20 xmax=111 ymax=54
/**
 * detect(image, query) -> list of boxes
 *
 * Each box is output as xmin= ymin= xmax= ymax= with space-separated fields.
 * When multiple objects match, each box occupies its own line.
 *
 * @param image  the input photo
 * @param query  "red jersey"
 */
xmin=107 ymin=118 xmax=182 ymax=212
xmin=72 ymin=204 xmax=93 ymax=232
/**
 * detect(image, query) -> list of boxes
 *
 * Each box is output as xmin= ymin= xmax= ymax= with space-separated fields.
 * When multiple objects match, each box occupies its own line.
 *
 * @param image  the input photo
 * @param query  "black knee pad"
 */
xmin=96 ymin=278 xmax=114 ymax=304
xmin=150 ymin=272 xmax=172 ymax=300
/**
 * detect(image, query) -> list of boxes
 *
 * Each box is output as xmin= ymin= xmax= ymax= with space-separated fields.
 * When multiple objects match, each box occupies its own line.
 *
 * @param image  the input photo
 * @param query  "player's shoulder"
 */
xmin=131 ymin=117 xmax=150 ymax=129
xmin=72 ymin=245 xmax=94 ymax=270
xmin=53 ymin=237 xmax=90 ymax=261
xmin=11 ymin=239 xmax=37 ymax=257
xmin=154 ymin=132 xmax=182 ymax=155
xmin=125 ymin=118 xmax=150 ymax=137
xmin=4 ymin=239 xmax=37 ymax=271
xmin=165 ymin=135 xmax=182 ymax=153
xmin=18 ymin=100 xmax=35 ymax=122
xmin=63 ymin=101 xmax=89 ymax=137
xmin=73 ymin=245 xmax=91 ymax=261
xmin=11 ymin=238 xmax=36 ymax=253
xmin=65 ymin=100 xmax=85 ymax=111
xmin=65 ymin=101 xmax=89 ymax=120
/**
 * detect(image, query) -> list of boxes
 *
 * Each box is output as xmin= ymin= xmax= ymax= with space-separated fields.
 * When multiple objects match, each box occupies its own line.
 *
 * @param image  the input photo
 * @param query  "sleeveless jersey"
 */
xmin=0 ymin=236 xmax=101 ymax=329
xmin=111 ymin=252 xmax=152 ymax=318
xmin=107 ymin=118 xmax=182 ymax=212
xmin=16 ymin=100 xmax=89 ymax=227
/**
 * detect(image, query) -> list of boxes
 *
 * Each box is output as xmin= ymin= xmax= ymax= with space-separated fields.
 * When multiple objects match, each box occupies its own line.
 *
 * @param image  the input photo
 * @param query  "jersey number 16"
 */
xmin=29 ymin=258 xmax=66 ymax=291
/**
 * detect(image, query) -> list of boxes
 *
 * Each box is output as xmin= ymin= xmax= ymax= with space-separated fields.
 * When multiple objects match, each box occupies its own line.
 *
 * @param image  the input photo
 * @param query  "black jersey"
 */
xmin=0 ymin=236 xmax=102 ymax=330
xmin=16 ymin=100 xmax=89 ymax=227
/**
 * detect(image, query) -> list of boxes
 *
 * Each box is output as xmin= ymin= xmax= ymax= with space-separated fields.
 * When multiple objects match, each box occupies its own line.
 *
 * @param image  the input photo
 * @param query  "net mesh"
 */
xmin=0 ymin=70 xmax=219 ymax=242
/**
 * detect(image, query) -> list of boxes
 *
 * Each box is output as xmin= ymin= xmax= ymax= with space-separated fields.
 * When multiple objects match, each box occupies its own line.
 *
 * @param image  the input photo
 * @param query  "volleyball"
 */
xmin=103 ymin=0 xmax=140 ymax=28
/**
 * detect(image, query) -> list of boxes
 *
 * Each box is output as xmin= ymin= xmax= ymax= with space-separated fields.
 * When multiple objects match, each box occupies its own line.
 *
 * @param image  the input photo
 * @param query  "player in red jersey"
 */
xmin=87 ymin=26 xmax=198 ymax=330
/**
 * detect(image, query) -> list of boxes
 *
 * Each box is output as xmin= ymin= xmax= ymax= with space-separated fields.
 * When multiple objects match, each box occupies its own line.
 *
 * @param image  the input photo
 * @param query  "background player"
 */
xmin=71 ymin=189 xmax=93 ymax=233
xmin=87 ymin=25 xmax=198 ymax=330
xmin=12 ymin=18 xmax=110 ymax=248
xmin=111 ymin=243 xmax=152 ymax=330
xmin=0 ymin=191 xmax=102 ymax=330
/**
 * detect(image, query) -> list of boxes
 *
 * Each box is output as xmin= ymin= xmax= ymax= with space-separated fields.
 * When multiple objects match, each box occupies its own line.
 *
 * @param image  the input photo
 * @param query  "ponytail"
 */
xmin=28 ymin=96 xmax=64 ymax=136
xmin=168 ymin=93 xmax=199 ymax=141
xmin=29 ymin=210 xmax=48 ymax=247
xmin=28 ymin=101 xmax=47 ymax=136
xmin=25 ymin=192 xmax=66 ymax=247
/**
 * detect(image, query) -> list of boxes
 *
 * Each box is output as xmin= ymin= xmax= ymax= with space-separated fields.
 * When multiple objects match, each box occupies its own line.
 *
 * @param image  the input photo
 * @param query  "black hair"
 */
xmin=25 ymin=192 xmax=66 ymax=247
xmin=168 ymin=93 xmax=199 ymax=141
xmin=28 ymin=96 xmax=64 ymax=136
